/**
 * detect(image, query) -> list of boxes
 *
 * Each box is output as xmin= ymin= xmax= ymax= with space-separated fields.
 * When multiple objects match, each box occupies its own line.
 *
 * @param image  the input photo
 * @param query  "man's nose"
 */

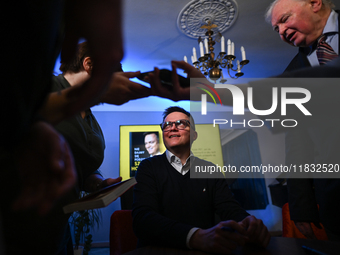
xmin=278 ymin=25 xmax=287 ymax=39
xmin=169 ymin=123 xmax=178 ymax=130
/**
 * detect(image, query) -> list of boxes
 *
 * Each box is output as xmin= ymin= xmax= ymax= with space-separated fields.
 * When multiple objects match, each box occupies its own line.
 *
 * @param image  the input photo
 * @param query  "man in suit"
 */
xmin=266 ymin=0 xmax=340 ymax=240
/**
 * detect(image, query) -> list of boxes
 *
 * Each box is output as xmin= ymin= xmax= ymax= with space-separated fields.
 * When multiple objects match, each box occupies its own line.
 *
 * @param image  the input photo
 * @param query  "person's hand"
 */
xmin=84 ymin=173 xmax=123 ymax=192
xmin=12 ymin=121 xmax=77 ymax=215
xmin=100 ymin=71 xmax=151 ymax=105
xmin=98 ymin=177 xmax=123 ymax=190
xmin=148 ymin=60 xmax=207 ymax=102
xmin=189 ymin=221 xmax=248 ymax=254
xmin=41 ymin=71 xmax=150 ymax=125
xmin=294 ymin=221 xmax=317 ymax=239
xmin=60 ymin=0 xmax=124 ymax=114
xmin=239 ymin=215 xmax=271 ymax=248
xmin=171 ymin=60 xmax=206 ymax=79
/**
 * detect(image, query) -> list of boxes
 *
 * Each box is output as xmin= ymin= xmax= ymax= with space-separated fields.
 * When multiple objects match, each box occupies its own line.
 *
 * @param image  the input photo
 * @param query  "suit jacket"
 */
xmin=285 ymin=11 xmax=340 ymax=238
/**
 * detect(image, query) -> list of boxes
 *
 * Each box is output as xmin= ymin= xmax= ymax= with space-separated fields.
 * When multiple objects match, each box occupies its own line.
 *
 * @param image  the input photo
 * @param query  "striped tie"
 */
xmin=316 ymin=34 xmax=338 ymax=65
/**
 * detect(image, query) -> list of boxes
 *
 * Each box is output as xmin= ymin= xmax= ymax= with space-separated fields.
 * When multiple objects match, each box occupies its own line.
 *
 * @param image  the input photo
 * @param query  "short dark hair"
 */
xmin=143 ymin=132 xmax=159 ymax=141
xmin=162 ymin=106 xmax=195 ymax=130
xmin=59 ymin=41 xmax=123 ymax=73
xmin=59 ymin=41 xmax=91 ymax=73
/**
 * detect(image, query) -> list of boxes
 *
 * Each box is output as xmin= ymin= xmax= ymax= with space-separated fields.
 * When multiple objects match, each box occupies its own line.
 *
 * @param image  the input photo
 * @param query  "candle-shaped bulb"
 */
xmin=231 ymin=42 xmax=235 ymax=56
xmin=241 ymin=46 xmax=246 ymax=61
xmin=199 ymin=41 xmax=204 ymax=57
xmin=221 ymin=36 xmax=225 ymax=53
xmin=237 ymin=60 xmax=241 ymax=72
xmin=227 ymin=39 xmax=231 ymax=55
xmin=191 ymin=56 xmax=195 ymax=64
xmin=184 ymin=56 xmax=188 ymax=63
xmin=193 ymin=47 xmax=197 ymax=62
xmin=204 ymin=38 xmax=209 ymax=54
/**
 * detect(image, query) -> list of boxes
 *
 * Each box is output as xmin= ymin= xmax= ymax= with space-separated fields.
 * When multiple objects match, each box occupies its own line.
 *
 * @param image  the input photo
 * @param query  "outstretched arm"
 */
xmin=148 ymin=60 xmax=248 ymax=105
xmin=99 ymin=71 xmax=151 ymax=105
xmin=41 ymin=71 xmax=151 ymax=125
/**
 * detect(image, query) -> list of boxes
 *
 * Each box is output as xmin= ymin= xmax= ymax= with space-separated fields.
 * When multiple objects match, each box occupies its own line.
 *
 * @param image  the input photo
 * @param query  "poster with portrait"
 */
xmin=119 ymin=124 xmax=223 ymax=181
xmin=120 ymin=125 xmax=165 ymax=180
xmin=129 ymin=132 xmax=150 ymax=176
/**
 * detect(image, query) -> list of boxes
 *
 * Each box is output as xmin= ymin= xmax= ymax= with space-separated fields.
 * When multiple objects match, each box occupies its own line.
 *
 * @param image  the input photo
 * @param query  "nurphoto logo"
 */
xmin=198 ymin=82 xmax=312 ymax=128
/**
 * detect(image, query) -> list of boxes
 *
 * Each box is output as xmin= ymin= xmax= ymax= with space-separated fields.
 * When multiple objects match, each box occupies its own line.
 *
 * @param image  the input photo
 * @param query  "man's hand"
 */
xmin=149 ymin=61 xmax=207 ymax=102
xmin=100 ymin=71 xmax=151 ymax=105
xmin=84 ymin=173 xmax=123 ymax=193
xmin=294 ymin=221 xmax=317 ymax=239
xmin=239 ymin=215 xmax=271 ymax=248
xmin=189 ymin=221 xmax=248 ymax=254
xmin=12 ymin=121 xmax=77 ymax=215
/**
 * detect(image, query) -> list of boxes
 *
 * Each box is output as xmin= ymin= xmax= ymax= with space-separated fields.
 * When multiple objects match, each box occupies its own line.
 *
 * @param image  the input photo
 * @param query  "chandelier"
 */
xmin=185 ymin=22 xmax=249 ymax=83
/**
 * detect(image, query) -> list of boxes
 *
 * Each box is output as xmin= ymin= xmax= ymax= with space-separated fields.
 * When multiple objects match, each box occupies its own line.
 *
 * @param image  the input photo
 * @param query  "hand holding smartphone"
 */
xmin=137 ymin=69 xmax=190 ymax=88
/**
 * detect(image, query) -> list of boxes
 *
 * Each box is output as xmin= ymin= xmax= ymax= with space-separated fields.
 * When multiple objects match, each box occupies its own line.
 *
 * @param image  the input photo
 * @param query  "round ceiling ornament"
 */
xmin=177 ymin=0 xmax=239 ymax=39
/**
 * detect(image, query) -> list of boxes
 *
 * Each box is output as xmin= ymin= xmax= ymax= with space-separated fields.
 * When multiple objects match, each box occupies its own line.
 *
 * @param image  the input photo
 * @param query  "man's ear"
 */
xmin=310 ymin=0 xmax=323 ymax=13
xmin=83 ymin=57 xmax=93 ymax=74
xmin=192 ymin=130 xmax=198 ymax=142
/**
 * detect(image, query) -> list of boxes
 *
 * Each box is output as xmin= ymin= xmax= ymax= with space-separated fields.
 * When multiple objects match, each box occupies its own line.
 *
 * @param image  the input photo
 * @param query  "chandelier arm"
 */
xmin=229 ymin=66 xmax=239 ymax=72
xmin=226 ymin=67 xmax=236 ymax=79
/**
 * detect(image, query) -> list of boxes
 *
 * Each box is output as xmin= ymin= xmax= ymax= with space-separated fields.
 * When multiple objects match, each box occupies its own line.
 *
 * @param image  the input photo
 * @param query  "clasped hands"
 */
xmin=189 ymin=215 xmax=271 ymax=254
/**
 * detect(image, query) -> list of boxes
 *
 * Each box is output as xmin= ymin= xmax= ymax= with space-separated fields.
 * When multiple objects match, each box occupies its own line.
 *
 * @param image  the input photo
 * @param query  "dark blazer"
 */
xmin=285 ymin=11 xmax=340 ymax=239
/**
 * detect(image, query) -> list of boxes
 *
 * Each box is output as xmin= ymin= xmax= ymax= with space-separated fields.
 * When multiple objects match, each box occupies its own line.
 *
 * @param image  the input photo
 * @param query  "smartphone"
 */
xmin=137 ymin=69 xmax=190 ymax=88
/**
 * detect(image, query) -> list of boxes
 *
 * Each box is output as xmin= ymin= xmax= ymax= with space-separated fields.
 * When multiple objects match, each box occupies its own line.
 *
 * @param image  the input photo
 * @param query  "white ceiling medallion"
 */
xmin=177 ymin=0 xmax=239 ymax=39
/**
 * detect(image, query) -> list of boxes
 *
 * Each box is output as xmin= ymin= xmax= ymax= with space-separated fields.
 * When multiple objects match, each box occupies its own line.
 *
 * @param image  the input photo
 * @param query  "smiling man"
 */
xmin=266 ymin=0 xmax=338 ymax=70
xmin=132 ymin=106 xmax=270 ymax=254
xmin=144 ymin=132 xmax=161 ymax=157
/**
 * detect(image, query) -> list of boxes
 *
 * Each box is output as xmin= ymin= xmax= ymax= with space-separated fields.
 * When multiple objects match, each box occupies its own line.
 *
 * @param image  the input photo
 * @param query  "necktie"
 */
xmin=316 ymin=34 xmax=338 ymax=65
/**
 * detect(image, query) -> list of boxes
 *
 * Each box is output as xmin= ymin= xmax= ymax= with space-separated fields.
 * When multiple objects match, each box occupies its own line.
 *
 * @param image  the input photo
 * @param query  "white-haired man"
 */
xmin=266 ymin=0 xmax=339 ymax=241
xmin=266 ymin=0 xmax=338 ymax=70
